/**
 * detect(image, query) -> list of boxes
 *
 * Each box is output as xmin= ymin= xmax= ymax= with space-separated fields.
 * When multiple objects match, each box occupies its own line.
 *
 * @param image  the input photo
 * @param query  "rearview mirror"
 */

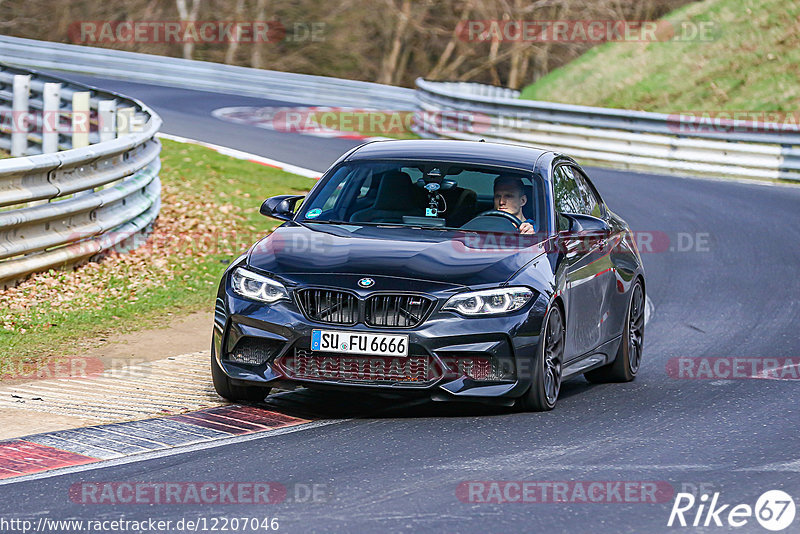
xmin=260 ymin=195 xmax=304 ymax=221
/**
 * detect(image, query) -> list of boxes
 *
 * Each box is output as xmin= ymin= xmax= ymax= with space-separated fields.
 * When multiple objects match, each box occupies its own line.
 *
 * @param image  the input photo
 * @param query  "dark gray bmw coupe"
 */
xmin=211 ymin=140 xmax=645 ymax=411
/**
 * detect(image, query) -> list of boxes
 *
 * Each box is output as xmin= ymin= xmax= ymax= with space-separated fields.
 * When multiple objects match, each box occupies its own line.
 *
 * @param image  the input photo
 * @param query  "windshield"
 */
xmin=298 ymin=160 xmax=546 ymax=233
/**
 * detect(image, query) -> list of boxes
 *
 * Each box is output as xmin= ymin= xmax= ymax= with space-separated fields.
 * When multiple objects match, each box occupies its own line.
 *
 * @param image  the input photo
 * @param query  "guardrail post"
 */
xmin=42 ymin=82 xmax=61 ymax=154
xmin=11 ymin=74 xmax=30 ymax=157
xmin=71 ymin=91 xmax=91 ymax=149
xmin=116 ymin=107 xmax=134 ymax=137
xmin=0 ymin=64 xmax=163 ymax=286
xmin=98 ymin=100 xmax=116 ymax=143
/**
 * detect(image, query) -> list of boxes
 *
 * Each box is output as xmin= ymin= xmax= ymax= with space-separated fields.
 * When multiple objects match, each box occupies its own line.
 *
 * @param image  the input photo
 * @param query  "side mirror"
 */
xmin=560 ymin=213 xmax=610 ymax=237
xmin=557 ymin=214 xmax=611 ymax=253
xmin=260 ymin=195 xmax=304 ymax=221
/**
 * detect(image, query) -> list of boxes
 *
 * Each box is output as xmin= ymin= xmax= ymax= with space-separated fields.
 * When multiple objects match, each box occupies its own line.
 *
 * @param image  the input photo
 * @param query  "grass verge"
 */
xmin=0 ymin=138 xmax=316 ymax=369
xmin=519 ymin=0 xmax=800 ymax=113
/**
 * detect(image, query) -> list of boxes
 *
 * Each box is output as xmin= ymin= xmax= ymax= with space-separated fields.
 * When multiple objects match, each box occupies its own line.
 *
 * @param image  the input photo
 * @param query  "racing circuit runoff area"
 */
xmin=0 ymin=68 xmax=798 ymax=533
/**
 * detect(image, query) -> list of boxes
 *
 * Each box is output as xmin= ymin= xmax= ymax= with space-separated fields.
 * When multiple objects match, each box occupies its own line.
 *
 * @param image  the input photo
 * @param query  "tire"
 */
xmin=211 ymin=347 xmax=272 ymax=403
xmin=584 ymin=279 xmax=644 ymax=384
xmin=518 ymin=305 xmax=564 ymax=412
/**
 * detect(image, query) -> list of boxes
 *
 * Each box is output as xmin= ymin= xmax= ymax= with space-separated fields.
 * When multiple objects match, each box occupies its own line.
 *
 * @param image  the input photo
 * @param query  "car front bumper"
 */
xmin=214 ymin=282 xmax=550 ymax=404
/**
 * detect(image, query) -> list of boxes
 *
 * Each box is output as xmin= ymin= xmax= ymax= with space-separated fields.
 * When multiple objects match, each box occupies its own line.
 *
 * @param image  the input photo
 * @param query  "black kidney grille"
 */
xmin=297 ymin=289 xmax=359 ymax=325
xmin=365 ymin=295 xmax=434 ymax=328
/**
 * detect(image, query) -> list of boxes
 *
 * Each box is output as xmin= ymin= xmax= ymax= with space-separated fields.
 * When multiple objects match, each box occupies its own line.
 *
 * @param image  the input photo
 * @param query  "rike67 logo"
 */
xmin=668 ymin=490 xmax=796 ymax=531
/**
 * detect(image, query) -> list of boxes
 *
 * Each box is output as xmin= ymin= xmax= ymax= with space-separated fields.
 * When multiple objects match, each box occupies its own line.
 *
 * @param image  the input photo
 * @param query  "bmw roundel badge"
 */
xmin=358 ymin=277 xmax=375 ymax=288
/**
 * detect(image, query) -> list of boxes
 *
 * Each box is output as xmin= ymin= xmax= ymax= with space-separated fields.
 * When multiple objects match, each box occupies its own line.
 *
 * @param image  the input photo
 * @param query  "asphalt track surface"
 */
xmin=1 ymin=75 xmax=799 ymax=533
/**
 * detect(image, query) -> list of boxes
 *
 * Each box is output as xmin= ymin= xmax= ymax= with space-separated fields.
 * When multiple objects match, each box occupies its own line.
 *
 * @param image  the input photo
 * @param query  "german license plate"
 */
xmin=311 ymin=330 xmax=409 ymax=357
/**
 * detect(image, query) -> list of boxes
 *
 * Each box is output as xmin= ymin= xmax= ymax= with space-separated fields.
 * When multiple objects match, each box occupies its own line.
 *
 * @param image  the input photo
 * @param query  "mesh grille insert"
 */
xmin=279 ymin=348 xmax=435 ymax=384
xmin=226 ymin=338 xmax=283 ymax=365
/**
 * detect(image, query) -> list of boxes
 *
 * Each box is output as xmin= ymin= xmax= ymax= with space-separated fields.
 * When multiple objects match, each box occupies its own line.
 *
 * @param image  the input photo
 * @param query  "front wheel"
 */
xmin=584 ymin=279 xmax=644 ymax=383
xmin=518 ymin=305 xmax=564 ymax=412
xmin=211 ymin=347 xmax=272 ymax=402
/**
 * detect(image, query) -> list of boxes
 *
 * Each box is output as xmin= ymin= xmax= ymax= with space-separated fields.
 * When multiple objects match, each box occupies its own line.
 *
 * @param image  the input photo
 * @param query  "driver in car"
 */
xmin=494 ymin=176 xmax=536 ymax=234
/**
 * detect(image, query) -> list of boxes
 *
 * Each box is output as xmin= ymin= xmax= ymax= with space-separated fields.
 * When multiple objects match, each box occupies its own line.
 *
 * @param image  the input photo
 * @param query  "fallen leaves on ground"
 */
xmin=0 ymin=181 xmax=265 ymax=334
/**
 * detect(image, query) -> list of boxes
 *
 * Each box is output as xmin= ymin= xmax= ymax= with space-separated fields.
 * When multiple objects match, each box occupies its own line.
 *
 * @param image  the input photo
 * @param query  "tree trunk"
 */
xmin=224 ymin=0 xmax=246 ymax=64
xmin=378 ymin=0 xmax=411 ymax=85
xmin=427 ymin=0 xmax=474 ymax=80
xmin=175 ymin=0 xmax=202 ymax=60
xmin=251 ymin=0 xmax=269 ymax=69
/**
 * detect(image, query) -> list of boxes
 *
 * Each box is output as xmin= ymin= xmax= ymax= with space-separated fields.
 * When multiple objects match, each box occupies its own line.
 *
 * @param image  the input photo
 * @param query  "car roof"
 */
xmin=345 ymin=139 xmax=553 ymax=172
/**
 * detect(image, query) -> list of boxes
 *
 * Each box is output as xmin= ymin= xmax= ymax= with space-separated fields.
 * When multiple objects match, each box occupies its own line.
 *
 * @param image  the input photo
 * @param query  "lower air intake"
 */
xmin=438 ymin=354 xmax=510 ymax=381
xmin=279 ymin=348 xmax=435 ymax=384
xmin=226 ymin=338 xmax=283 ymax=365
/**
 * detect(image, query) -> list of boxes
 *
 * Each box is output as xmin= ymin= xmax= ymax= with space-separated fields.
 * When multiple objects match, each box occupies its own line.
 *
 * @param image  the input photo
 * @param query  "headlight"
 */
xmin=443 ymin=287 xmax=533 ymax=316
xmin=231 ymin=267 xmax=289 ymax=303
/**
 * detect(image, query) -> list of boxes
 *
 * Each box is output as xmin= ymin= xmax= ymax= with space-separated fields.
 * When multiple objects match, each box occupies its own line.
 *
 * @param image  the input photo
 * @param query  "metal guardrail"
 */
xmin=416 ymin=79 xmax=800 ymax=182
xmin=0 ymin=35 xmax=793 ymax=276
xmin=0 ymin=63 xmax=162 ymax=286
xmin=0 ymin=35 xmax=416 ymax=110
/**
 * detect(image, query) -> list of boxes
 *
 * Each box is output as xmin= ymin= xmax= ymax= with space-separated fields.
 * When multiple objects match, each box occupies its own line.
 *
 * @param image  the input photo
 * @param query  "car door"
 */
xmin=570 ymin=165 xmax=626 ymax=347
xmin=553 ymin=164 xmax=607 ymax=360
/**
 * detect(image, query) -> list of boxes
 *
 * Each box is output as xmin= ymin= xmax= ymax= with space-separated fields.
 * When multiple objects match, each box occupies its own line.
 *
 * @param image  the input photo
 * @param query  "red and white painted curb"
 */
xmin=0 ymin=405 xmax=310 ymax=481
xmin=157 ymin=133 xmax=323 ymax=179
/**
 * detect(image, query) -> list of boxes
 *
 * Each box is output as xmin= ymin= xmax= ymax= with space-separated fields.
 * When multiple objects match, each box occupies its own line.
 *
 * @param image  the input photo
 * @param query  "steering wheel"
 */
xmin=474 ymin=210 xmax=522 ymax=228
xmin=460 ymin=210 xmax=522 ymax=233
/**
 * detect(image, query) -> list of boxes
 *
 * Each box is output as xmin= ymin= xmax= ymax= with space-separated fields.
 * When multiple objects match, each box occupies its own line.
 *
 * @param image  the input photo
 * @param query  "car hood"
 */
xmin=247 ymin=222 xmax=547 ymax=288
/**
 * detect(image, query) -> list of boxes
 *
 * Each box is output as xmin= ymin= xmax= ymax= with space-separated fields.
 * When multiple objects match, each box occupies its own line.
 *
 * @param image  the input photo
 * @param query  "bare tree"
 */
xmin=378 ymin=0 xmax=412 ymax=85
xmin=426 ymin=0 xmax=475 ymax=80
xmin=1 ymin=0 xmax=693 ymax=88
xmin=250 ymin=0 xmax=269 ymax=68
xmin=224 ymin=0 xmax=246 ymax=64
xmin=175 ymin=0 xmax=202 ymax=60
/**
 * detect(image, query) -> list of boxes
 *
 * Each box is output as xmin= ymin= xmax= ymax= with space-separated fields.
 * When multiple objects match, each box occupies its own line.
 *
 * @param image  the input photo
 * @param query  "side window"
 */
xmin=568 ymin=166 xmax=604 ymax=218
xmin=553 ymin=166 xmax=585 ymax=215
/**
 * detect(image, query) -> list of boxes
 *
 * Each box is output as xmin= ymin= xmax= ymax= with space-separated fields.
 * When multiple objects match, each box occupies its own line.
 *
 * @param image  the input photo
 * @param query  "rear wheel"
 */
xmin=518 ymin=305 xmax=564 ymax=412
xmin=584 ymin=279 xmax=644 ymax=383
xmin=211 ymin=347 xmax=272 ymax=402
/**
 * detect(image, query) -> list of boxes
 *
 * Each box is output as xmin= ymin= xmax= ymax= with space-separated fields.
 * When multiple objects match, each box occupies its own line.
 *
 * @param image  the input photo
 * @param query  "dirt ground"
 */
xmin=76 ymin=310 xmax=213 ymax=366
xmin=0 ymin=311 xmax=214 ymax=439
